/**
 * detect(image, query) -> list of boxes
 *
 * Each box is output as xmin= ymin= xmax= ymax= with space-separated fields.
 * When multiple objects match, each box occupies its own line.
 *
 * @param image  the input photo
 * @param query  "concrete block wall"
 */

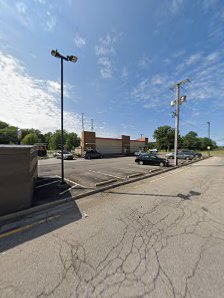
xmin=0 ymin=145 xmax=38 ymax=216
xmin=96 ymin=138 xmax=122 ymax=154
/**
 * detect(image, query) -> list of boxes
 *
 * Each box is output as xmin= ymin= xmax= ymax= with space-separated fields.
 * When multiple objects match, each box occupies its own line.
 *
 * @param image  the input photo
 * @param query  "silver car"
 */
xmin=56 ymin=150 xmax=74 ymax=160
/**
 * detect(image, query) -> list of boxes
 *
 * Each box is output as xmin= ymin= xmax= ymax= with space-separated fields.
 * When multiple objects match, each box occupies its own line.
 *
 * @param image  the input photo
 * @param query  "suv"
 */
xmin=82 ymin=149 xmax=103 ymax=159
xmin=180 ymin=150 xmax=202 ymax=158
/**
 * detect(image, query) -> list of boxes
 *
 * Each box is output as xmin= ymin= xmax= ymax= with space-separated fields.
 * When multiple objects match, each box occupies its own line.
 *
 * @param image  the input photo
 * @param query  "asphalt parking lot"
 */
xmin=35 ymin=155 xmax=189 ymax=205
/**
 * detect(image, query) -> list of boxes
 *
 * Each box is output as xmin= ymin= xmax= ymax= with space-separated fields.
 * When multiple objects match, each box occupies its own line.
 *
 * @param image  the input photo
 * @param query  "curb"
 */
xmin=0 ymin=156 xmax=210 ymax=223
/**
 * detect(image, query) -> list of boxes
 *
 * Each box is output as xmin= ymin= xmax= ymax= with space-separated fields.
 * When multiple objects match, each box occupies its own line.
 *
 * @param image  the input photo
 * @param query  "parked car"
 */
xmin=82 ymin=149 xmax=103 ymax=159
xmin=56 ymin=150 xmax=74 ymax=160
xmin=180 ymin=150 xmax=202 ymax=158
xmin=149 ymin=148 xmax=158 ymax=153
xmin=135 ymin=153 xmax=169 ymax=167
xmin=134 ymin=150 xmax=144 ymax=156
xmin=165 ymin=152 xmax=193 ymax=160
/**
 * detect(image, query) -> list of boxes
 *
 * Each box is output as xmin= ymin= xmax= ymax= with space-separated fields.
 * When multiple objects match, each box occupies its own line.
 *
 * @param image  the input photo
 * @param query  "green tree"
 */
xmin=21 ymin=128 xmax=41 ymax=140
xmin=43 ymin=132 xmax=52 ymax=144
xmin=153 ymin=125 xmax=176 ymax=151
xmin=0 ymin=121 xmax=9 ymax=129
xmin=198 ymin=137 xmax=217 ymax=150
xmin=49 ymin=130 xmax=69 ymax=150
xmin=0 ymin=126 xmax=18 ymax=144
xmin=22 ymin=133 xmax=39 ymax=145
xmin=182 ymin=131 xmax=200 ymax=150
xmin=65 ymin=132 xmax=80 ymax=150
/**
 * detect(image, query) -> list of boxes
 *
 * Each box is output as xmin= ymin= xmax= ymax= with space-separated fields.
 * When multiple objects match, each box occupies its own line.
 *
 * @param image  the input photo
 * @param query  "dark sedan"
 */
xmin=82 ymin=149 xmax=103 ymax=159
xmin=135 ymin=153 xmax=169 ymax=167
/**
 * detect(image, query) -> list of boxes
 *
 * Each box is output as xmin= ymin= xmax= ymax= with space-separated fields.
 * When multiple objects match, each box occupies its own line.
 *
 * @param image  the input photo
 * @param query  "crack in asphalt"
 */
xmin=31 ymin=197 xmax=224 ymax=298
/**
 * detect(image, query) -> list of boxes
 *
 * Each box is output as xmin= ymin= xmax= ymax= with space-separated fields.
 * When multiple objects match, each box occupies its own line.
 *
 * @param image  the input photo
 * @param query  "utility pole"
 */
xmin=91 ymin=119 xmax=94 ymax=132
xmin=171 ymin=79 xmax=190 ymax=166
xmin=140 ymin=134 xmax=143 ymax=139
xmin=82 ymin=113 xmax=84 ymax=131
xmin=207 ymin=121 xmax=210 ymax=139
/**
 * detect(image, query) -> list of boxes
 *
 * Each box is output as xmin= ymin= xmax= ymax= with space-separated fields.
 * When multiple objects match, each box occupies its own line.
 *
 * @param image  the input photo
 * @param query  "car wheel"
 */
xmin=87 ymin=156 xmax=91 ymax=160
xmin=159 ymin=162 xmax=165 ymax=167
xmin=100 ymin=155 xmax=103 ymax=159
xmin=139 ymin=161 xmax=144 ymax=165
xmin=186 ymin=157 xmax=190 ymax=160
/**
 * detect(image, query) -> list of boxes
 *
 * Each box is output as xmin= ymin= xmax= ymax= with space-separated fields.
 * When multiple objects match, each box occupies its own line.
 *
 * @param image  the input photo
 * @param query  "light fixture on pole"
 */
xmin=51 ymin=49 xmax=78 ymax=184
xmin=170 ymin=79 xmax=190 ymax=166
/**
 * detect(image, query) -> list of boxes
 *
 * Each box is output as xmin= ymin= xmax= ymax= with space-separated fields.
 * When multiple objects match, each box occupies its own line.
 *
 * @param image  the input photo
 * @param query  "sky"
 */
xmin=0 ymin=0 xmax=224 ymax=145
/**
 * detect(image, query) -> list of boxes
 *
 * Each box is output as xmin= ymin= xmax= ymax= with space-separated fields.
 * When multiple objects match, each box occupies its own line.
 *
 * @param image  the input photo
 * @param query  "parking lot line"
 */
xmin=55 ymin=175 xmax=88 ymax=189
xmin=115 ymin=167 xmax=149 ymax=173
xmin=88 ymin=169 xmax=126 ymax=180
xmin=35 ymin=180 xmax=59 ymax=189
xmin=59 ymin=184 xmax=81 ymax=195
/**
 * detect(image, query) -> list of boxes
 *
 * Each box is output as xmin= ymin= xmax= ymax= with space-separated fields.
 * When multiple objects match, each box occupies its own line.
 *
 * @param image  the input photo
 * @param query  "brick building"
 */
xmin=81 ymin=131 xmax=148 ymax=155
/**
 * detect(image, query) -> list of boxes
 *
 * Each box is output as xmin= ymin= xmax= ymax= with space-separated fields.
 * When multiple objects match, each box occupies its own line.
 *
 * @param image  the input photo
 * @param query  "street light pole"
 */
xmin=60 ymin=57 xmax=64 ymax=183
xmin=51 ymin=49 xmax=78 ymax=184
xmin=207 ymin=121 xmax=211 ymax=139
xmin=174 ymin=84 xmax=180 ymax=166
xmin=171 ymin=78 xmax=190 ymax=166
xmin=91 ymin=119 xmax=94 ymax=132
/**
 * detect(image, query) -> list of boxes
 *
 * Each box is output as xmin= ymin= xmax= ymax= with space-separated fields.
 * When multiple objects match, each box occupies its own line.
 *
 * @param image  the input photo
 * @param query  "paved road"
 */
xmin=1 ymin=156 xmax=224 ymax=297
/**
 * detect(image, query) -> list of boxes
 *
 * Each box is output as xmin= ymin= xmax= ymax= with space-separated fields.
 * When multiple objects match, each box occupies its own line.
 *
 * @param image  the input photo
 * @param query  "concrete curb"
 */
xmin=0 ymin=156 xmax=210 ymax=223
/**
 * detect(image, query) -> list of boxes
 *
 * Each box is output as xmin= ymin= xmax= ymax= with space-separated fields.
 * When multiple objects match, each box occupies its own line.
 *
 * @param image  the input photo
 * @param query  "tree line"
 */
xmin=0 ymin=120 xmax=80 ymax=150
xmin=0 ymin=121 xmax=217 ymax=151
xmin=152 ymin=125 xmax=217 ymax=151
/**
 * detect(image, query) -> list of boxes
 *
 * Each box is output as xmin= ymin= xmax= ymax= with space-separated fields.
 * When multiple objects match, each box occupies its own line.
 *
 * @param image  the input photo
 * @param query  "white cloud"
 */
xmin=0 ymin=51 xmax=119 ymax=137
xmin=15 ymin=1 xmax=31 ymax=27
xmin=202 ymin=0 xmax=219 ymax=10
xmin=45 ymin=11 xmax=56 ymax=32
xmin=138 ymin=56 xmax=152 ymax=68
xmin=121 ymin=66 xmax=128 ymax=79
xmin=186 ymin=53 xmax=201 ymax=65
xmin=151 ymin=74 xmax=166 ymax=85
xmin=206 ymin=51 xmax=220 ymax=62
xmin=0 ymin=52 xmax=81 ymax=134
xmin=170 ymin=0 xmax=184 ymax=14
xmin=97 ymin=57 xmax=113 ymax=79
xmin=95 ymin=32 xmax=121 ymax=79
xmin=74 ymin=34 xmax=86 ymax=48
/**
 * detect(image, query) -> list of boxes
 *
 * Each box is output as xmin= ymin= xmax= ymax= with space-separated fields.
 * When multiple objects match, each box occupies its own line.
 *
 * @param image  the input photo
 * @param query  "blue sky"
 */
xmin=0 ymin=0 xmax=224 ymax=144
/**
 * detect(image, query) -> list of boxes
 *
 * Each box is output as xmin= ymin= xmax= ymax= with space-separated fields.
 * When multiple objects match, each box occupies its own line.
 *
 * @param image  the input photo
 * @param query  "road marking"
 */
xmin=55 ymin=175 xmax=87 ymax=189
xmin=0 ymin=215 xmax=60 ymax=239
xmin=134 ymin=166 xmax=190 ymax=188
xmin=35 ymin=180 xmax=60 ymax=189
xmin=115 ymin=167 xmax=148 ymax=173
xmin=88 ymin=169 xmax=125 ymax=180
xmin=59 ymin=184 xmax=82 ymax=195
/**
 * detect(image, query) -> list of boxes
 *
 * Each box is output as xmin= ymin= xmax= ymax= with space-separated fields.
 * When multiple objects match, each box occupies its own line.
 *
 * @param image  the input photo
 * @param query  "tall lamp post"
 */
xmin=170 ymin=79 xmax=190 ymax=166
xmin=207 ymin=121 xmax=211 ymax=139
xmin=51 ymin=49 xmax=78 ymax=184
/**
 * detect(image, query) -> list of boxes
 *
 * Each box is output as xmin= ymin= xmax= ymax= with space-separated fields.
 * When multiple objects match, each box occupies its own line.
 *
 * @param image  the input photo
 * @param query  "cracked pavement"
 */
xmin=0 ymin=156 xmax=224 ymax=297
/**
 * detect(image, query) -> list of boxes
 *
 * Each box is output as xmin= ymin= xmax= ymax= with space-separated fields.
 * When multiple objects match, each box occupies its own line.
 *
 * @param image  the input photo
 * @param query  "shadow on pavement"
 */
xmin=0 ymin=178 xmax=82 ymax=253
xmin=33 ymin=176 xmax=73 ymax=205
xmin=106 ymin=190 xmax=201 ymax=200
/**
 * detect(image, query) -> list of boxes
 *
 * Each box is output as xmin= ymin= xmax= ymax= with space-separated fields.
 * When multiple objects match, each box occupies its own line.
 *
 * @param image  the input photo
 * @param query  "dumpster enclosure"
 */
xmin=0 ymin=145 xmax=38 ymax=216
